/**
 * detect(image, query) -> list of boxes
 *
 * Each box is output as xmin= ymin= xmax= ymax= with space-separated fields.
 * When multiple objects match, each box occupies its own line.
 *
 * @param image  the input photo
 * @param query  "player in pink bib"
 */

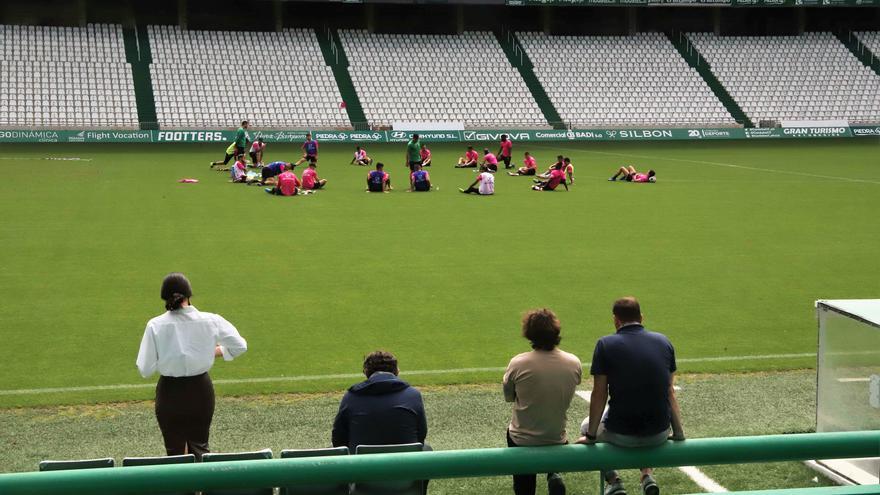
xmin=266 ymin=166 xmax=301 ymax=196
xmin=249 ymin=139 xmax=266 ymax=167
xmin=301 ymin=162 xmax=327 ymax=190
xmin=420 ymin=144 xmax=432 ymax=168
xmin=456 ymin=146 xmax=480 ymax=168
xmin=609 ymin=165 xmax=656 ymax=183
xmin=497 ymin=135 xmax=513 ymax=169
xmin=481 ymin=149 xmax=499 ymax=173
xmin=532 ymin=164 xmax=569 ymax=191
xmin=350 ymin=146 xmax=372 ymax=166
xmin=509 ymin=151 xmax=538 ymax=176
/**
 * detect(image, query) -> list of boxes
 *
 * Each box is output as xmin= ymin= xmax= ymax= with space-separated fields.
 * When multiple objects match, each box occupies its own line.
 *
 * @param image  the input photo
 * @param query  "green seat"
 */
xmin=352 ymin=444 xmax=424 ymax=495
xmin=122 ymin=455 xmax=196 ymax=495
xmin=38 ymin=458 xmax=114 ymax=471
xmin=202 ymin=449 xmax=273 ymax=495
xmin=279 ymin=447 xmax=350 ymax=495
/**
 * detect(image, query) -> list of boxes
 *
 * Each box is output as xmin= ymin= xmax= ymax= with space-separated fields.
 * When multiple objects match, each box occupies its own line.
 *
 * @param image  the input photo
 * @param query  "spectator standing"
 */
xmin=136 ymin=273 xmax=247 ymax=460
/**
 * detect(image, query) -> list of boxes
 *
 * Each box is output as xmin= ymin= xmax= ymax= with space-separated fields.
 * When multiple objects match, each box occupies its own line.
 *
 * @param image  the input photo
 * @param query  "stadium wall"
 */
xmin=1 ymin=0 xmax=878 ymax=33
xmin=2 ymin=126 xmax=878 ymax=144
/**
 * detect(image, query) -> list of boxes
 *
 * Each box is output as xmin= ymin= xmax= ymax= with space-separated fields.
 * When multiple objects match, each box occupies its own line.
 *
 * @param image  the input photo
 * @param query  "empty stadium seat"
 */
xmin=148 ymin=27 xmax=349 ymax=129
xmin=0 ymin=24 xmax=139 ymax=129
xmin=517 ymin=32 xmax=735 ymax=128
xmin=352 ymin=443 xmax=425 ymax=495
xmin=38 ymin=457 xmax=115 ymax=471
xmin=122 ymin=455 xmax=196 ymax=495
xmin=339 ymin=30 xmax=548 ymax=129
xmin=201 ymin=449 xmax=273 ymax=495
xmin=688 ymin=32 xmax=880 ymax=125
xmin=279 ymin=447 xmax=350 ymax=495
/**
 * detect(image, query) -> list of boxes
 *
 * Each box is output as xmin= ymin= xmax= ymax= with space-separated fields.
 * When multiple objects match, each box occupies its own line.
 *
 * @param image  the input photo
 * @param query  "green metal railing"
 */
xmin=0 ymin=432 xmax=878 ymax=495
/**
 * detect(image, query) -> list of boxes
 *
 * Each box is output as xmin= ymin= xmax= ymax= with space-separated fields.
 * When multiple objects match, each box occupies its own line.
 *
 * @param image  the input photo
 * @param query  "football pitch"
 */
xmin=0 ymin=138 xmax=877 ymax=408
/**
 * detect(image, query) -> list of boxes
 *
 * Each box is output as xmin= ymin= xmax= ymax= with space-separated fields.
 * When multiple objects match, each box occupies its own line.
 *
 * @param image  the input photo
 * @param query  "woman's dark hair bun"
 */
xmin=161 ymin=273 xmax=193 ymax=311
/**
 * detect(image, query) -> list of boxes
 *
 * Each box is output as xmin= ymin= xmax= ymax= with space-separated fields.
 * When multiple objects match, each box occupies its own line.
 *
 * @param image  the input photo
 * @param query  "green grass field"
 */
xmin=0 ymin=139 xmax=878 ymax=409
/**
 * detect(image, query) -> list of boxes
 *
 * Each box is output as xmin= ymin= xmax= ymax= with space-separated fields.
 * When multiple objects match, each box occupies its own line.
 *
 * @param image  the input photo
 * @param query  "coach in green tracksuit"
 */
xmin=405 ymin=134 xmax=422 ymax=172
xmin=233 ymin=120 xmax=250 ymax=158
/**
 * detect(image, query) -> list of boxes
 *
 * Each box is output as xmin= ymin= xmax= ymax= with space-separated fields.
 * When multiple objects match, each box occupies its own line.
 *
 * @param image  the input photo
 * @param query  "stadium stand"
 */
xmin=0 ymin=24 xmax=139 ymax=129
xmin=854 ymin=31 xmax=880 ymax=62
xmin=688 ymin=32 xmax=880 ymax=125
xmin=338 ymin=30 xmax=548 ymax=129
xmin=516 ymin=32 xmax=735 ymax=128
xmin=148 ymin=27 xmax=350 ymax=129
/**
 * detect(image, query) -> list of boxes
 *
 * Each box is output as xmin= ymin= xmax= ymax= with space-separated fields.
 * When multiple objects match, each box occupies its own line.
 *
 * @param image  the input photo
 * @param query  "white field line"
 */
xmin=574 ymin=386 xmax=728 ymax=493
xmin=0 ymin=352 xmax=815 ymax=397
xmin=837 ymin=378 xmax=871 ymax=383
xmin=530 ymin=143 xmax=880 ymax=185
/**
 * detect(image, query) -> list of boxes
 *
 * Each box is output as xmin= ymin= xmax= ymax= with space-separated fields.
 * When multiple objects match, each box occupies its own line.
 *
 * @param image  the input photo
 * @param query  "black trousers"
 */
xmin=155 ymin=373 xmax=215 ymax=460
xmin=506 ymin=431 xmax=564 ymax=495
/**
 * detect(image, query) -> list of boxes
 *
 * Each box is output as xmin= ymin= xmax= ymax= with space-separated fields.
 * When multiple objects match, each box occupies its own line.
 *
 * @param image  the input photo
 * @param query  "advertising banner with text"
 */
xmin=0 ymin=126 xmax=874 ymax=144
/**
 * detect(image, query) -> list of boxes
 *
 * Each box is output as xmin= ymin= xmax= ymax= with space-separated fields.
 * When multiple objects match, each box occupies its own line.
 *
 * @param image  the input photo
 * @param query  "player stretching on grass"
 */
xmin=481 ymin=149 xmax=499 ymax=173
xmin=456 ymin=146 xmax=480 ymax=168
xmin=460 ymin=165 xmax=495 ymax=195
xmin=532 ymin=164 xmax=568 ymax=192
xmin=230 ymin=156 xmax=248 ymax=183
xmin=249 ymin=139 xmax=265 ymax=167
xmin=261 ymin=161 xmax=292 ymax=185
xmin=350 ymin=146 xmax=372 ymax=166
xmin=266 ymin=164 xmax=301 ymax=196
xmin=497 ymin=134 xmax=513 ymax=169
xmin=420 ymin=143 xmax=432 ymax=168
xmin=508 ymin=152 xmax=538 ymax=176
xmin=410 ymin=163 xmax=432 ymax=192
xmin=537 ymin=155 xmax=565 ymax=179
xmin=609 ymin=166 xmax=656 ymax=183
xmin=211 ymin=120 xmax=250 ymax=169
xmin=301 ymin=161 xmax=327 ymax=190
xmin=367 ymin=162 xmax=392 ymax=193
xmin=295 ymin=133 xmax=319 ymax=167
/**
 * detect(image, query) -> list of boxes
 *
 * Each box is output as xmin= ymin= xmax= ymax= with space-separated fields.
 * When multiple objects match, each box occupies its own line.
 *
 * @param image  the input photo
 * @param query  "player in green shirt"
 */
xmin=211 ymin=120 xmax=250 ymax=169
xmin=405 ymin=134 xmax=422 ymax=172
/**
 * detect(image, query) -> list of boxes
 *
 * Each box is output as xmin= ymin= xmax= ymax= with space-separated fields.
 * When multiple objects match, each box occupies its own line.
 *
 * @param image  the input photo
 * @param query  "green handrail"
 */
xmin=1 ymin=432 xmax=878 ymax=495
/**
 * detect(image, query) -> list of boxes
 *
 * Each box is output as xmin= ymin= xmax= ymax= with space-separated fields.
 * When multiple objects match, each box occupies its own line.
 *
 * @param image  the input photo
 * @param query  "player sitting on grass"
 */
xmin=532 ymin=163 xmax=568 ymax=192
xmin=350 ymin=146 xmax=372 ymax=166
xmin=564 ymin=157 xmax=574 ymax=184
xmin=420 ymin=143 xmax=432 ymax=168
xmin=265 ymin=165 xmax=301 ymax=196
xmin=460 ymin=165 xmax=495 ymax=195
xmin=295 ymin=133 xmax=319 ymax=167
xmin=537 ymin=155 xmax=565 ymax=179
xmin=410 ymin=163 xmax=432 ymax=192
xmin=261 ymin=161 xmax=292 ymax=185
xmin=301 ymin=161 xmax=327 ymax=191
xmin=249 ymin=139 xmax=266 ymax=167
xmin=230 ymin=156 xmax=248 ymax=183
xmin=481 ymin=149 xmax=499 ymax=173
xmin=456 ymin=146 xmax=479 ymax=168
xmin=367 ymin=162 xmax=391 ymax=193
xmin=508 ymin=152 xmax=538 ymax=176
xmin=609 ymin=166 xmax=656 ymax=183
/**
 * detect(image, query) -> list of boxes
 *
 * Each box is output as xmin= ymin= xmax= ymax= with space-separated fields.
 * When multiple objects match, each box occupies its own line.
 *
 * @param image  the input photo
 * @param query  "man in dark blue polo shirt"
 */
xmin=577 ymin=297 xmax=685 ymax=495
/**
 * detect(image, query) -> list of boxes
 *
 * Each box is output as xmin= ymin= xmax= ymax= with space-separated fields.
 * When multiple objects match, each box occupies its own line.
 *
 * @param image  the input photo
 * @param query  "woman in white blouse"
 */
xmin=136 ymin=273 xmax=247 ymax=459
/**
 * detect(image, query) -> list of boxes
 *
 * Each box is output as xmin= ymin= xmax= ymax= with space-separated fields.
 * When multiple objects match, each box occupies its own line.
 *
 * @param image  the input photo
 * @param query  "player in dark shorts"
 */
xmin=261 ymin=161 xmax=292 ymax=185
xmin=210 ymin=120 xmax=249 ymax=169
xmin=405 ymin=134 xmax=422 ymax=172
xmin=497 ymin=134 xmax=513 ymax=169
xmin=295 ymin=133 xmax=319 ymax=167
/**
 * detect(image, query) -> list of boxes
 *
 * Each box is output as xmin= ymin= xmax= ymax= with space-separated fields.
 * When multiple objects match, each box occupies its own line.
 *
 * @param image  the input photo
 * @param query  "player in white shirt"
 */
xmin=459 ymin=165 xmax=495 ymax=195
xmin=136 ymin=273 xmax=247 ymax=460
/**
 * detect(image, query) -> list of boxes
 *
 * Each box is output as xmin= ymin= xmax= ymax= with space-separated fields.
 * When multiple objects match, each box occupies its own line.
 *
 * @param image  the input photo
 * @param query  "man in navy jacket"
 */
xmin=332 ymin=351 xmax=428 ymax=452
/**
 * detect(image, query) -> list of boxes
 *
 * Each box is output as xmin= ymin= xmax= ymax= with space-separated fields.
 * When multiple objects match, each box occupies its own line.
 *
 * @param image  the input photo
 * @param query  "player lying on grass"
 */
xmin=301 ymin=162 xmax=327 ymax=191
xmin=261 ymin=161 xmax=293 ymax=185
xmin=455 ymin=146 xmax=479 ymax=168
xmin=350 ymin=146 xmax=372 ymax=166
xmin=459 ymin=165 xmax=495 ymax=195
xmin=420 ymin=143 xmax=432 ymax=168
xmin=295 ymin=133 xmax=319 ymax=167
xmin=410 ymin=163 xmax=432 ymax=192
xmin=265 ymin=166 xmax=301 ymax=196
xmin=367 ymin=162 xmax=392 ymax=193
xmin=249 ymin=139 xmax=265 ymax=167
xmin=508 ymin=152 xmax=538 ymax=176
xmin=532 ymin=163 xmax=568 ymax=191
xmin=481 ymin=149 xmax=499 ymax=173
xmin=537 ymin=155 xmax=565 ymax=179
xmin=609 ymin=166 xmax=656 ymax=183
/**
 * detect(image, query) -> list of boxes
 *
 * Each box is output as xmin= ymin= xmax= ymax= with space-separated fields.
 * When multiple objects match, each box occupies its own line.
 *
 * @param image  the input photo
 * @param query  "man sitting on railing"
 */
xmin=577 ymin=297 xmax=685 ymax=495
